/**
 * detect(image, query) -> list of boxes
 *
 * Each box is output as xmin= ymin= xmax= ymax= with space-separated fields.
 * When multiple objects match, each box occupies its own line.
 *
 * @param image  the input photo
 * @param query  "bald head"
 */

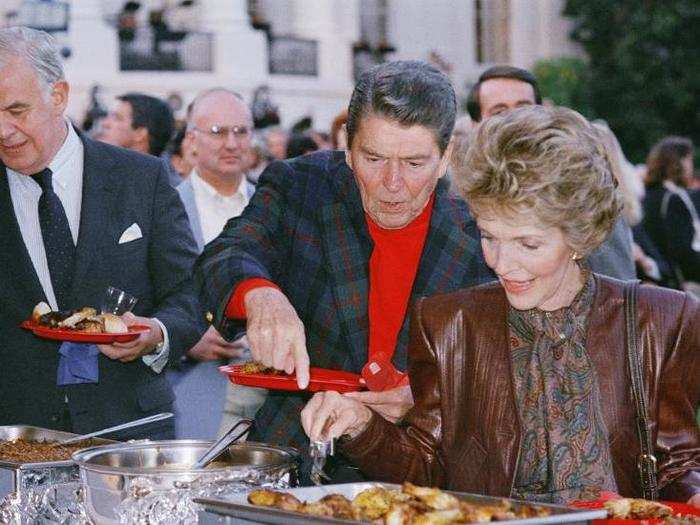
xmin=189 ymin=88 xmax=251 ymax=125
xmin=187 ymin=88 xmax=253 ymax=191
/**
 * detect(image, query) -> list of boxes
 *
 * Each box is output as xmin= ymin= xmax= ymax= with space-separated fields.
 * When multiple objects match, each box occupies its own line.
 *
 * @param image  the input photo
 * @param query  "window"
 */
xmin=475 ymin=0 xmax=510 ymax=64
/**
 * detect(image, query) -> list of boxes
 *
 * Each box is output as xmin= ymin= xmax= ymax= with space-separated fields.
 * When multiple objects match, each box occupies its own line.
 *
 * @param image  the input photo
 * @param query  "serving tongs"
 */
xmin=192 ymin=418 xmax=253 ymax=469
xmin=53 ymin=412 xmax=174 ymax=446
xmin=309 ymin=438 xmax=335 ymax=485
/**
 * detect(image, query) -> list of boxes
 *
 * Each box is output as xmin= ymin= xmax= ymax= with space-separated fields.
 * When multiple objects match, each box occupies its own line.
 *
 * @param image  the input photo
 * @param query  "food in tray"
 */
xmin=604 ymin=498 xmax=673 ymax=519
xmin=0 ymin=438 xmax=101 ymax=463
xmin=247 ymin=482 xmax=552 ymax=523
xmin=31 ymin=302 xmax=128 ymax=334
xmin=239 ymin=361 xmax=283 ymax=375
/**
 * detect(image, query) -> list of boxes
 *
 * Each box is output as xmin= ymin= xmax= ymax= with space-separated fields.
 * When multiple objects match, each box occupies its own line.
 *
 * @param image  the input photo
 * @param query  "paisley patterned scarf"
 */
xmin=509 ymin=274 xmax=618 ymax=503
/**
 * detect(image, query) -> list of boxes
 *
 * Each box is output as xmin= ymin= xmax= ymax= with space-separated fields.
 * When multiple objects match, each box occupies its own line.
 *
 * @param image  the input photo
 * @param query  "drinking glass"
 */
xmin=101 ymin=287 xmax=138 ymax=315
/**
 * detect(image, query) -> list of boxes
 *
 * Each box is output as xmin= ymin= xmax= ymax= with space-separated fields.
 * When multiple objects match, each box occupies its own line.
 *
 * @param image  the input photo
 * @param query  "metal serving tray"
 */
xmin=0 ymin=425 xmax=115 ymax=501
xmin=195 ymin=482 xmax=609 ymax=525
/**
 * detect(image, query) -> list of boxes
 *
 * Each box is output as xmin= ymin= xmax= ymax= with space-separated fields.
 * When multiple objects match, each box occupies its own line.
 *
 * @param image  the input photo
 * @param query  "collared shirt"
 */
xmin=7 ymin=123 xmax=169 ymax=372
xmin=190 ymin=169 xmax=250 ymax=244
xmin=7 ymin=122 xmax=83 ymax=309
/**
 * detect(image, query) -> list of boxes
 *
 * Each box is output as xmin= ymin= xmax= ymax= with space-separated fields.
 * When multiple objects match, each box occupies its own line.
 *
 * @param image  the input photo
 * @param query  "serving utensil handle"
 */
xmin=57 ymin=412 xmax=173 ymax=445
xmin=192 ymin=418 xmax=253 ymax=469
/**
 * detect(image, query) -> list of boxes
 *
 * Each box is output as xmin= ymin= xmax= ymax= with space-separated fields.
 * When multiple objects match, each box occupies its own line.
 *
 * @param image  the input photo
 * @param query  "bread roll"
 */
xmin=102 ymin=313 xmax=128 ymax=334
xmin=32 ymin=302 xmax=52 ymax=322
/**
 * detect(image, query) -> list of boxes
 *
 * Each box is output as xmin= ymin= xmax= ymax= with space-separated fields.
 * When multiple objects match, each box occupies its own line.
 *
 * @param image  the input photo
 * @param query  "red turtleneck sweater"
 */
xmin=225 ymin=196 xmax=434 ymax=391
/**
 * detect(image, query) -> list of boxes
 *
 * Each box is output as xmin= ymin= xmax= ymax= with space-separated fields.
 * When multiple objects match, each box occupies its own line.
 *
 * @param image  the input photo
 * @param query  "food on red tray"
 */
xmin=32 ymin=301 xmax=52 ymax=322
xmin=604 ymin=498 xmax=673 ymax=519
xmin=247 ymin=482 xmax=552 ymax=523
xmin=0 ymin=438 xmax=102 ymax=463
xmin=239 ymin=361 xmax=283 ymax=375
xmin=30 ymin=303 xmax=128 ymax=334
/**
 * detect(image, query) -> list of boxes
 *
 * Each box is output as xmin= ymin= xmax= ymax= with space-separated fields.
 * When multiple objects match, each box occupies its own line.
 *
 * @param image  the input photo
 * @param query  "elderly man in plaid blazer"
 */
xmin=196 ymin=60 xmax=493 ymax=481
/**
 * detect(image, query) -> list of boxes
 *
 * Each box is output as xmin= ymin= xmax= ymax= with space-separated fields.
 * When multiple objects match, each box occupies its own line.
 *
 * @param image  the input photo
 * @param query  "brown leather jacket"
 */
xmin=342 ymin=275 xmax=700 ymax=501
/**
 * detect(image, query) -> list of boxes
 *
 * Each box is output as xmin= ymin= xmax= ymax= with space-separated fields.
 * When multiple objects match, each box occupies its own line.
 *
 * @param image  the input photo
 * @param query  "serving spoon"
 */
xmin=54 ymin=412 xmax=174 ymax=446
xmin=192 ymin=418 xmax=253 ymax=469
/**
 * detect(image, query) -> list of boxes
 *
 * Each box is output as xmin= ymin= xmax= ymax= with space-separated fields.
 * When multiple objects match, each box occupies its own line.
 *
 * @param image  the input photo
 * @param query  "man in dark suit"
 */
xmin=0 ymin=26 xmax=203 ymax=439
xmin=196 ymin=60 xmax=493 ymax=480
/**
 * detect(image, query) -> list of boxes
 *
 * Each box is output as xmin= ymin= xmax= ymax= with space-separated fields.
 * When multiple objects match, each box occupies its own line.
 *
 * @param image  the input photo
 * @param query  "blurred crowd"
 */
xmin=84 ymin=77 xmax=699 ymax=301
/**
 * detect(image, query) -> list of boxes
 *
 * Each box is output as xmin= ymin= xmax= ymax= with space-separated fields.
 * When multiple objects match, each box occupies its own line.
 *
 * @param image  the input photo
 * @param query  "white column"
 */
xmin=63 ymin=0 xmax=119 ymax=119
xmin=64 ymin=0 xmax=118 ymax=76
xmin=290 ymin=0 xmax=357 ymax=89
xmin=200 ymin=0 xmax=267 ymax=82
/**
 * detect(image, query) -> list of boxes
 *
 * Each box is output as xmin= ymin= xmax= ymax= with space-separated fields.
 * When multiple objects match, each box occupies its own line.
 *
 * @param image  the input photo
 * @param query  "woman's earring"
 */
xmin=571 ymin=252 xmax=579 ymax=261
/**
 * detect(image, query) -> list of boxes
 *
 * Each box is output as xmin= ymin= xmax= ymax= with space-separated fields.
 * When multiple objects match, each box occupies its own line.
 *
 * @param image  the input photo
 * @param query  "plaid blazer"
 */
xmin=196 ymin=150 xmax=493 ymax=471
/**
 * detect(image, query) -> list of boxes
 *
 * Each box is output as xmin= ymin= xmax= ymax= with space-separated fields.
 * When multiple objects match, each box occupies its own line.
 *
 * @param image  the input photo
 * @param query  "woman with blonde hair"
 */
xmin=301 ymin=106 xmax=700 ymax=506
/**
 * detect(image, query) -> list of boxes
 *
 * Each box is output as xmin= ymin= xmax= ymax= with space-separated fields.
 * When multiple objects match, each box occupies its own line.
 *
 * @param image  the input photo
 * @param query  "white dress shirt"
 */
xmin=7 ymin=123 xmax=169 ymax=372
xmin=190 ymin=170 xmax=250 ymax=244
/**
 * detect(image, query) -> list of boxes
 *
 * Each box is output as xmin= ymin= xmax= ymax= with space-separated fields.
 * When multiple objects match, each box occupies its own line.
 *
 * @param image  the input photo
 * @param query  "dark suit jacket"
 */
xmin=0 ymin=133 xmax=204 ymax=437
xmin=643 ymin=183 xmax=700 ymax=283
xmin=196 ymin=150 xmax=493 ymax=457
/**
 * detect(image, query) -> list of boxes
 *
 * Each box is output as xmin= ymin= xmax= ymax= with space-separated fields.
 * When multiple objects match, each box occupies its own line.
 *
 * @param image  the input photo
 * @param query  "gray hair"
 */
xmin=187 ymin=87 xmax=248 ymax=127
xmin=346 ymin=60 xmax=457 ymax=154
xmin=249 ymin=130 xmax=272 ymax=160
xmin=0 ymin=26 xmax=64 ymax=93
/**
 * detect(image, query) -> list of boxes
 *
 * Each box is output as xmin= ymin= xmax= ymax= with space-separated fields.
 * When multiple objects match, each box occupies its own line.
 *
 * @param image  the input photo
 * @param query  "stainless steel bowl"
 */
xmin=72 ymin=440 xmax=300 ymax=524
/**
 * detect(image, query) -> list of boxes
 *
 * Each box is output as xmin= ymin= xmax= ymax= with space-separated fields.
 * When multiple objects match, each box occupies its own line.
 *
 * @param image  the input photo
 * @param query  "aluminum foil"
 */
xmin=116 ymin=466 xmax=293 ymax=524
xmin=0 ymin=481 xmax=88 ymax=524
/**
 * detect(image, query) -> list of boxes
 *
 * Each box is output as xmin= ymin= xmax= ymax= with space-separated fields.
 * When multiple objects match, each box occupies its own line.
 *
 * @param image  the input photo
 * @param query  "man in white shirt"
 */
xmin=0 ymin=27 xmax=203 ymax=438
xmin=169 ymin=88 xmax=264 ymax=439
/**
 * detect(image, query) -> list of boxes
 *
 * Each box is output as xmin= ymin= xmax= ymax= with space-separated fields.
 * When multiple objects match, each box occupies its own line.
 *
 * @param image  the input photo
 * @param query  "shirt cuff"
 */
xmin=142 ymin=318 xmax=170 ymax=373
xmin=225 ymin=278 xmax=280 ymax=319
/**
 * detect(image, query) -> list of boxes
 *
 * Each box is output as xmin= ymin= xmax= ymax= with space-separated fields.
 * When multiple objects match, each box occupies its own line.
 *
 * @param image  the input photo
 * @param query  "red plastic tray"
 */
xmin=220 ymin=364 xmax=366 ymax=393
xmin=21 ymin=320 xmax=149 ymax=344
xmin=571 ymin=495 xmax=700 ymax=524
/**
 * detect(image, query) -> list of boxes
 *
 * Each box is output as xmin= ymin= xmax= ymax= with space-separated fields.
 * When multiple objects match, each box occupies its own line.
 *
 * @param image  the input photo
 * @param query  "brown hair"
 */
xmin=645 ymin=136 xmax=694 ymax=187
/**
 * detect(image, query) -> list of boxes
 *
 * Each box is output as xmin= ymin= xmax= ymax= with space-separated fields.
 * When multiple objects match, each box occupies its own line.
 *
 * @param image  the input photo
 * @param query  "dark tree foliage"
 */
xmin=564 ymin=0 xmax=700 ymax=163
xmin=533 ymin=57 xmax=594 ymax=118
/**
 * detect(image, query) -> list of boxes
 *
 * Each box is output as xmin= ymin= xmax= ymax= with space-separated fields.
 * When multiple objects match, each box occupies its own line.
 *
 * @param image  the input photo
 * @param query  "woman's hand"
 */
xmin=344 ymin=385 xmax=413 ymax=423
xmin=688 ymin=493 xmax=700 ymax=508
xmin=301 ymin=391 xmax=373 ymax=441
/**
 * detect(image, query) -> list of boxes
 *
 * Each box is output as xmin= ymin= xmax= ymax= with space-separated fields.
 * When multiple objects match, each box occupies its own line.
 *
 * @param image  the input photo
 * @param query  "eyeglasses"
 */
xmin=191 ymin=125 xmax=251 ymax=140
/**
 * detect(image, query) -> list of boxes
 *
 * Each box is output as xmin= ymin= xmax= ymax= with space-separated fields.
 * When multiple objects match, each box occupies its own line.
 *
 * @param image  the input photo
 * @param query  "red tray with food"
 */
xmin=21 ymin=302 xmax=148 ymax=344
xmin=571 ymin=493 xmax=700 ymax=524
xmin=21 ymin=320 xmax=148 ymax=344
xmin=220 ymin=362 xmax=366 ymax=393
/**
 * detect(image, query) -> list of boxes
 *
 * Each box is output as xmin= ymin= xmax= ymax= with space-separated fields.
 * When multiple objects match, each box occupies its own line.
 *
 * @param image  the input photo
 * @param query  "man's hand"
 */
xmin=688 ymin=493 xmax=700 ymax=508
xmin=187 ymin=326 xmax=247 ymax=361
xmin=244 ymin=287 xmax=309 ymax=388
xmin=301 ymin=391 xmax=373 ymax=441
xmin=344 ymin=385 xmax=413 ymax=423
xmin=97 ymin=312 xmax=163 ymax=362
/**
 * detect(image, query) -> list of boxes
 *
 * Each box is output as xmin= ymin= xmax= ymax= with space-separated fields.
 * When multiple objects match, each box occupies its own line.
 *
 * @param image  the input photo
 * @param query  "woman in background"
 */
xmin=593 ymin=122 xmax=676 ymax=287
xmin=641 ymin=137 xmax=700 ymax=295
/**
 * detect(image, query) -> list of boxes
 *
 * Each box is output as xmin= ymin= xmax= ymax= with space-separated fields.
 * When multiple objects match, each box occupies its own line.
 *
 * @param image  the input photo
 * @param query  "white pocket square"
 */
xmin=118 ymin=223 xmax=143 ymax=244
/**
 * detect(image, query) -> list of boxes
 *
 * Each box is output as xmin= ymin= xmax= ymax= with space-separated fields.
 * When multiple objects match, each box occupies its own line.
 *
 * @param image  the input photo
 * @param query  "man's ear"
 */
xmin=437 ymin=137 xmax=455 ymax=179
xmin=50 ymin=80 xmax=69 ymax=115
xmin=133 ymin=126 xmax=149 ymax=149
xmin=344 ymin=148 xmax=353 ymax=171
